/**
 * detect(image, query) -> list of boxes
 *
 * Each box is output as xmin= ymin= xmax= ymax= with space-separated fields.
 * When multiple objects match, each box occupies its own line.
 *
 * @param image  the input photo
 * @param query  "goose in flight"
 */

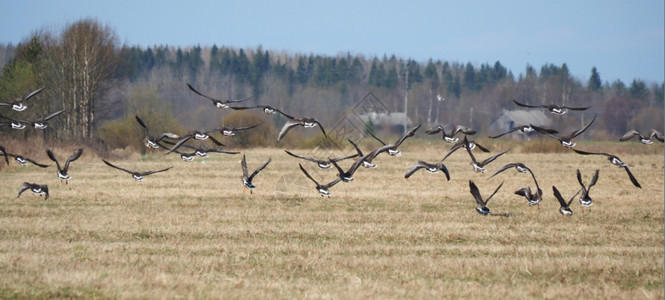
xmin=187 ymin=83 xmax=252 ymax=109
xmin=572 ymin=149 xmax=640 ymax=188
xmin=512 ymin=99 xmax=590 ymax=115
xmin=491 ymin=163 xmax=543 ymax=209
xmin=3 ymin=151 xmax=49 ymax=168
xmin=425 ymin=124 xmax=475 ymax=143
xmin=284 ymin=149 xmax=357 ymax=169
xmin=276 ymin=111 xmax=327 ymax=142
xmin=577 ymin=169 xmax=600 ymax=212
xmin=135 ymin=116 xmax=180 ymax=149
xmin=102 ymin=159 xmax=172 ymax=181
xmin=17 ymin=109 xmax=66 ymax=129
xmin=489 ymin=124 xmax=558 ymax=139
xmin=469 ymin=180 xmax=503 ymax=215
xmin=404 ymin=161 xmax=450 ymax=180
xmin=241 ymin=154 xmax=272 ymax=194
xmin=552 ymin=186 xmax=582 ymax=216
xmin=619 ymin=129 xmax=664 ymax=144
xmin=0 ymin=86 xmax=45 ymax=112
xmin=46 ymin=148 xmax=83 ymax=184
xmin=465 ymin=144 xmax=509 ymax=173
xmin=298 ymin=163 xmax=342 ymax=197
xmin=17 ymin=182 xmax=49 ymax=200
xmin=532 ymin=115 xmax=596 ymax=148
xmin=440 ymin=136 xmax=490 ymax=162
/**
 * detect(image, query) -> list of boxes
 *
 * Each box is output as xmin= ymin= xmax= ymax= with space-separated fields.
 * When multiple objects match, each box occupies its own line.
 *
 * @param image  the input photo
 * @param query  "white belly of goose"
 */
xmin=12 ymin=103 xmax=27 ymax=111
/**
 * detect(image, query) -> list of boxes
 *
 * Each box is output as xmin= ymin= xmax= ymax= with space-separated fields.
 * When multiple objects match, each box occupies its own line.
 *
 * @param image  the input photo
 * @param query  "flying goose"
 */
xmin=404 ymin=161 xmax=450 ymax=180
xmin=488 ymin=124 xmax=558 ymax=139
xmin=3 ymin=151 xmax=49 ymax=168
xmin=469 ymin=180 xmax=503 ymax=215
xmin=489 ymin=163 xmax=537 ymax=182
xmin=17 ymin=182 xmax=49 ymax=200
xmin=619 ymin=129 xmax=664 ymax=144
xmin=19 ymin=109 xmax=66 ymax=129
xmin=368 ymin=125 xmax=421 ymax=156
xmin=532 ymin=115 xmax=596 ymax=147
xmin=187 ymin=83 xmax=252 ymax=109
xmin=512 ymin=99 xmax=590 ymax=115
xmin=572 ymin=149 xmax=640 ymax=188
xmin=46 ymin=148 xmax=83 ymax=184
xmin=164 ymin=130 xmax=225 ymax=154
xmin=465 ymin=144 xmax=509 ymax=173
xmin=103 ymin=159 xmax=172 ymax=181
xmin=425 ymin=124 xmax=475 ymax=143
xmin=0 ymin=114 xmax=27 ymax=129
xmin=170 ymin=148 xmax=196 ymax=162
xmin=552 ymin=186 xmax=582 ymax=216
xmin=440 ymin=135 xmax=489 ymax=162
xmin=298 ymin=163 xmax=342 ymax=197
xmin=241 ymin=153 xmax=272 ymax=194
xmin=214 ymin=124 xmax=260 ymax=136
xmin=277 ymin=112 xmax=327 ymax=142
xmin=284 ymin=149 xmax=357 ymax=169
xmin=0 ymin=86 xmax=45 ymax=112
xmin=366 ymin=124 xmax=421 ymax=159
xmin=135 ymin=116 xmax=180 ymax=149
xmin=514 ymin=186 xmax=543 ymax=210
xmin=577 ymin=169 xmax=600 ymax=211
xmin=171 ymin=144 xmax=239 ymax=158
xmin=328 ymin=146 xmax=382 ymax=182
xmin=347 ymin=139 xmax=377 ymax=168
xmin=230 ymin=105 xmax=286 ymax=115
xmin=491 ymin=162 xmax=544 ymax=209
xmin=491 ymin=163 xmax=543 ymax=208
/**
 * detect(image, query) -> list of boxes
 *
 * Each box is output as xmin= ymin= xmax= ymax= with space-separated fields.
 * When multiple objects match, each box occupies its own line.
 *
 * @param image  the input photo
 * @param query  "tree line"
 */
xmin=0 ymin=18 xmax=662 ymax=147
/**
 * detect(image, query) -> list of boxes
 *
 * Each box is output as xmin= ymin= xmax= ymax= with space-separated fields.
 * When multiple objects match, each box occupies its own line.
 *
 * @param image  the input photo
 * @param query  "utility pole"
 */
xmin=403 ymin=66 xmax=409 ymax=134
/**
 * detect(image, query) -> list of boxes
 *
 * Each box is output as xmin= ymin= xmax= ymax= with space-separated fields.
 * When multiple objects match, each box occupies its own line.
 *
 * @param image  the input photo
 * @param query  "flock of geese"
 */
xmin=1 ymin=84 xmax=662 ymax=216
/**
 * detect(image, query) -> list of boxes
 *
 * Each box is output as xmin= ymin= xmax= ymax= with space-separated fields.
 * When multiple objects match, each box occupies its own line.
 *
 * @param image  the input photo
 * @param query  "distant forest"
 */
xmin=0 ymin=19 xmax=662 ymax=149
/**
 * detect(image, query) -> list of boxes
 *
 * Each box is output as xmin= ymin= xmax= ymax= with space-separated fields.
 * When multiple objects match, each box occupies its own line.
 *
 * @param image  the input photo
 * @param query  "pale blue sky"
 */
xmin=1 ymin=0 xmax=663 ymax=84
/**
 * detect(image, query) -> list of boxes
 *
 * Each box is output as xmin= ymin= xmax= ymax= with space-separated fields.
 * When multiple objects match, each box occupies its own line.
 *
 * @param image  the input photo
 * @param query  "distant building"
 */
xmin=488 ymin=109 xmax=552 ymax=139
xmin=357 ymin=112 xmax=413 ymax=133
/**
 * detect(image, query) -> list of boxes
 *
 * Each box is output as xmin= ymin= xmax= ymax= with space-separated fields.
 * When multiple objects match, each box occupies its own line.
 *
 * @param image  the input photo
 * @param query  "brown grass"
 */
xmin=0 ymin=144 xmax=662 ymax=299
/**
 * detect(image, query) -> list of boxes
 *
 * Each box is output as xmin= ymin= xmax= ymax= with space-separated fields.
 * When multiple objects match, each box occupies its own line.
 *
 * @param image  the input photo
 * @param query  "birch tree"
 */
xmin=42 ymin=19 xmax=120 ymax=139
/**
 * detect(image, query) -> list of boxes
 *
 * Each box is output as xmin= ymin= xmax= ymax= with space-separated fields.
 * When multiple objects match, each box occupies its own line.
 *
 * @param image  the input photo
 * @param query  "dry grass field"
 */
xmin=0 ymin=140 xmax=662 ymax=299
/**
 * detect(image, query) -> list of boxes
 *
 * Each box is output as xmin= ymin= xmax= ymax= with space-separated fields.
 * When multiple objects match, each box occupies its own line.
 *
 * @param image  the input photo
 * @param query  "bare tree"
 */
xmin=40 ymin=18 xmax=120 ymax=139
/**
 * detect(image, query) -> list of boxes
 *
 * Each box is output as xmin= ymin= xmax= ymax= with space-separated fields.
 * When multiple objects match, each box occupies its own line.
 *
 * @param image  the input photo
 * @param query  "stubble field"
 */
xmin=0 ymin=141 xmax=663 ymax=299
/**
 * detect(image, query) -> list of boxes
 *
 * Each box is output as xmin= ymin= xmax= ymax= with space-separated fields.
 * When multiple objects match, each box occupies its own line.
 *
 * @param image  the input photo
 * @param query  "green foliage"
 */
xmin=463 ymin=63 xmax=478 ymax=91
xmin=611 ymin=79 xmax=627 ymax=96
xmin=368 ymin=60 xmax=383 ymax=87
xmin=98 ymin=84 xmax=184 ymax=151
xmin=385 ymin=66 xmax=399 ymax=89
xmin=97 ymin=117 xmax=140 ymax=150
xmin=423 ymin=61 xmax=438 ymax=80
xmin=588 ymin=67 xmax=602 ymax=91
xmin=3 ymin=27 xmax=664 ymax=145
xmin=627 ymin=109 xmax=663 ymax=132
xmin=406 ymin=59 xmax=422 ymax=85
xmin=0 ymin=59 xmax=37 ymax=99
xmin=629 ymin=79 xmax=648 ymax=99
xmin=0 ymin=36 xmax=44 ymax=103
xmin=449 ymin=75 xmax=461 ymax=98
